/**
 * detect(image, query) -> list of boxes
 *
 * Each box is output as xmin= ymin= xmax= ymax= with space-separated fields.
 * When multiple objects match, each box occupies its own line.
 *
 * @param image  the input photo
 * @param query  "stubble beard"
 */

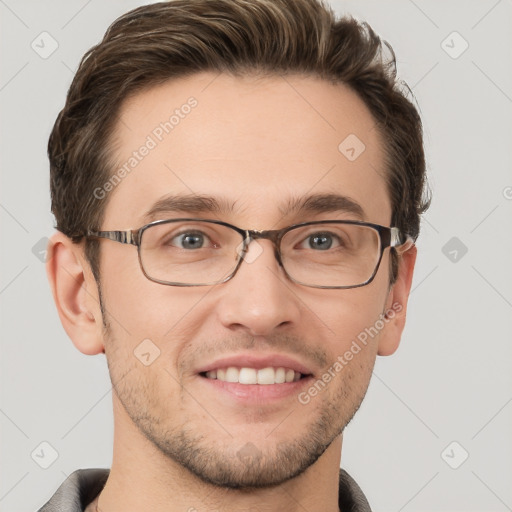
xmin=99 ymin=288 xmax=373 ymax=490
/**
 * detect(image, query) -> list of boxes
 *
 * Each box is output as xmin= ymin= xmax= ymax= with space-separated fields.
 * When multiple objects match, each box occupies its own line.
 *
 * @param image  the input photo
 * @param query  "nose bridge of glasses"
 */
xmin=246 ymin=228 xmax=281 ymax=244
xmin=241 ymin=229 xmax=283 ymax=266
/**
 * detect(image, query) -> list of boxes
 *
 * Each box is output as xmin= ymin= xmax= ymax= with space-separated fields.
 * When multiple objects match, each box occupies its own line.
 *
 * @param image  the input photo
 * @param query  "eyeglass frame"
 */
xmin=84 ymin=218 xmax=414 ymax=289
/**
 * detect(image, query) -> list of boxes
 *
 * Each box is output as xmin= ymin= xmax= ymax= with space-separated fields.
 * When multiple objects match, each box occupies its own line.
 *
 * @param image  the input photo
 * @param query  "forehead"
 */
xmin=104 ymin=72 xmax=390 ymax=228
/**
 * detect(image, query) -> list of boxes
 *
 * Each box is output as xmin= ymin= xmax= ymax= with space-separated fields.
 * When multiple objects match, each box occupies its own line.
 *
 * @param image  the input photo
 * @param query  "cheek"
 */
xmin=99 ymin=252 xmax=213 ymax=377
xmin=304 ymin=277 xmax=389 ymax=347
xmin=300 ymin=281 xmax=390 ymax=402
xmin=100 ymin=244 xmax=188 ymax=336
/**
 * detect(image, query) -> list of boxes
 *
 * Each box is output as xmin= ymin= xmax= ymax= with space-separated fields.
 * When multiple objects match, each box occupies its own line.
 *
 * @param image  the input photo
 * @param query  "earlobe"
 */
xmin=377 ymin=244 xmax=417 ymax=356
xmin=46 ymin=231 xmax=105 ymax=355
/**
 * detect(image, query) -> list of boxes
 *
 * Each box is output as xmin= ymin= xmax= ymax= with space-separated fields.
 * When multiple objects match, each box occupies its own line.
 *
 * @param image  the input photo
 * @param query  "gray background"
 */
xmin=1 ymin=0 xmax=511 ymax=510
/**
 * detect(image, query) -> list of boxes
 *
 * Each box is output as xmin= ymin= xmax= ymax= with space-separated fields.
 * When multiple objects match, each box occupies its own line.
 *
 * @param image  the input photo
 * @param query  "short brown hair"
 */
xmin=49 ymin=0 xmax=430 ymax=284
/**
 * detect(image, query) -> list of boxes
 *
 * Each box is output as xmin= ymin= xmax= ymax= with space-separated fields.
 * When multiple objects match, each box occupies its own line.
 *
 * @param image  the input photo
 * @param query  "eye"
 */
xmin=170 ymin=231 xmax=210 ymax=250
xmin=299 ymin=232 xmax=342 ymax=251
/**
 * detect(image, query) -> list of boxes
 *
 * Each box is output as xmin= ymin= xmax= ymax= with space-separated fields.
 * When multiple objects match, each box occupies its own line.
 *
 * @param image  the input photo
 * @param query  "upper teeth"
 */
xmin=205 ymin=367 xmax=301 ymax=385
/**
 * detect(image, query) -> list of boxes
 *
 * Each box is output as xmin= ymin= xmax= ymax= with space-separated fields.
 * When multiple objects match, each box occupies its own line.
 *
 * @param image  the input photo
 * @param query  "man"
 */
xmin=40 ymin=0 xmax=429 ymax=510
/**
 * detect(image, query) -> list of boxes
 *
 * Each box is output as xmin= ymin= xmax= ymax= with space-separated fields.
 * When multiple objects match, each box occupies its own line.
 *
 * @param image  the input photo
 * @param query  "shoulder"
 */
xmin=338 ymin=468 xmax=373 ymax=512
xmin=37 ymin=468 xmax=109 ymax=512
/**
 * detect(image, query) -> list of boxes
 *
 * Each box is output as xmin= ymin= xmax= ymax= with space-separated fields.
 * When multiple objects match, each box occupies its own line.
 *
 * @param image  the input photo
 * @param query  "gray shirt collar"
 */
xmin=38 ymin=468 xmax=372 ymax=512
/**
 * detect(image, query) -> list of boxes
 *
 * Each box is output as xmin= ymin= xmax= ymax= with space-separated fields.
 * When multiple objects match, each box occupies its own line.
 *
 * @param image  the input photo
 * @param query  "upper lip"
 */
xmin=196 ymin=353 xmax=315 ymax=376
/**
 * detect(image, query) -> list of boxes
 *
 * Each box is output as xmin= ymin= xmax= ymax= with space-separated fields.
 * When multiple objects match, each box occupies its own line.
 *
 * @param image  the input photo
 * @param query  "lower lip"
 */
xmin=198 ymin=374 xmax=314 ymax=403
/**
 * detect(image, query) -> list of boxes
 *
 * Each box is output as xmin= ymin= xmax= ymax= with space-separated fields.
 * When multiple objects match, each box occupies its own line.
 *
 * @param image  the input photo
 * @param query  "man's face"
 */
xmin=97 ymin=72 xmax=395 ymax=487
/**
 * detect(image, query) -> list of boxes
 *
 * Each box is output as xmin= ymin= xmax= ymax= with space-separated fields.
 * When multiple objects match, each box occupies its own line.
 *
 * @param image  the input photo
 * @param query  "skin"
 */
xmin=47 ymin=72 xmax=416 ymax=512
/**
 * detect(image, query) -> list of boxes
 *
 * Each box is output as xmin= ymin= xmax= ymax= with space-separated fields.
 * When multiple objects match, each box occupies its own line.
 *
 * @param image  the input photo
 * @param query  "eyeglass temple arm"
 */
xmin=390 ymin=227 xmax=415 ymax=254
xmin=86 ymin=230 xmax=139 ymax=245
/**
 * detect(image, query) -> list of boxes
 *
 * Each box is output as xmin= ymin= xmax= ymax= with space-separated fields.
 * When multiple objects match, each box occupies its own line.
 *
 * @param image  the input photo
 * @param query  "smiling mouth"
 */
xmin=199 ymin=366 xmax=311 ymax=385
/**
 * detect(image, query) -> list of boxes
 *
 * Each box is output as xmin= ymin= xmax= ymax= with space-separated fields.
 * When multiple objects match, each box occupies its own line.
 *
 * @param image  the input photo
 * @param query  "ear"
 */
xmin=46 ymin=231 xmax=105 ymax=355
xmin=377 ymin=244 xmax=417 ymax=356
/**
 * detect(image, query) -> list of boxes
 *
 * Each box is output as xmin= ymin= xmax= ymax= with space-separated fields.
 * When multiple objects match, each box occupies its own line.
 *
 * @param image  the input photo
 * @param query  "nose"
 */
xmin=215 ymin=238 xmax=302 ymax=337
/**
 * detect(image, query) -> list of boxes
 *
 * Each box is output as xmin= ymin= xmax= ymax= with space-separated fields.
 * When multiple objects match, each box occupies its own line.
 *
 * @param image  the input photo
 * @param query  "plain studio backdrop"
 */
xmin=1 ymin=1 xmax=511 ymax=511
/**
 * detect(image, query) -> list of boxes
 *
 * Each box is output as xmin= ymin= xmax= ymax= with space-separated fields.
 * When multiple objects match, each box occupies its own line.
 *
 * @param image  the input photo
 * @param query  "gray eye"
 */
xmin=308 ymin=233 xmax=333 ymax=250
xmin=175 ymin=232 xmax=206 ymax=249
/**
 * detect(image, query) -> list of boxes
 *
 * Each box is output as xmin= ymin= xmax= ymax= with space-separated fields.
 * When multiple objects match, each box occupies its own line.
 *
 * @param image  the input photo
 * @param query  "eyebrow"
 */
xmin=141 ymin=192 xmax=366 ymax=223
xmin=142 ymin=194 xmax=238 ymax=223
xmin=280 ymin=193 xmax=365 ymax=220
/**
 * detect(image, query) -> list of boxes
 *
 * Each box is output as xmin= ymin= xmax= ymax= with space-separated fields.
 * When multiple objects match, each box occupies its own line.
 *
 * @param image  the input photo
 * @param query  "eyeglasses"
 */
xmin=85 ymin=218 xmax=414 ymax=289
